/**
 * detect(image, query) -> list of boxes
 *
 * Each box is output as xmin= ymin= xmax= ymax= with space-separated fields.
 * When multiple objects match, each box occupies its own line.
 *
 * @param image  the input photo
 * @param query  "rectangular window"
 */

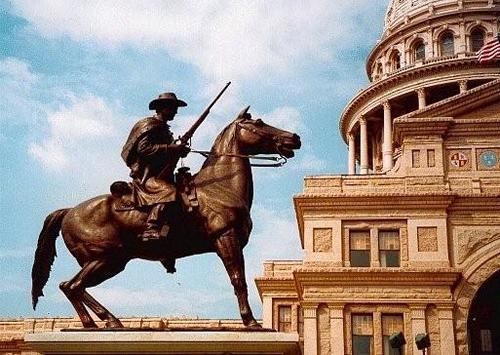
xmin=379 ymin=230 xmax=400 ymax=267
xmin=382 ymin=314 xmax=404 ymax=355
xmin=278 ymin=305 xmax=292 ymax=332
xmin=352 ymin=314 xmax=373 ymax=355
xmin=427 ymin=149 xmax=435 ymax=167
xmin=480 ymin=329 xmax=492 ymax=352
xmin=297 ymin=306 xmax=304 ymax=338
xmin=350 ymin=230 xmax=371 ymax=267
xmin=412 ymin=150 xmax=420 ymax=168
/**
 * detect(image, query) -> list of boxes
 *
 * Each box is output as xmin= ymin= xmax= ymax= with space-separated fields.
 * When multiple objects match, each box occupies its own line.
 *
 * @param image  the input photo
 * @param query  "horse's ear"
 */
xmin=236 ymin=106 xmax=251 ymax=121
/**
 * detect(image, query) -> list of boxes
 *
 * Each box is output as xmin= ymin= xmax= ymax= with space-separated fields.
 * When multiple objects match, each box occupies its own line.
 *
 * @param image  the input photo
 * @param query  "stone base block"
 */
xmin=25 ymin=330 xmax=300 ymax=354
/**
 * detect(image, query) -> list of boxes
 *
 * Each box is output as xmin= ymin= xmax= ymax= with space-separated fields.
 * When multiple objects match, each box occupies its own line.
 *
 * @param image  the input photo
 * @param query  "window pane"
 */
xmin=382 ymin=315 xmax=404 ymax=355
xmin=380 ymin=250 xmax=400 ymax=267
xmin=440 ymin=33 xmax=454 ymax=56
xmin=379 ymin=230 xmax=400 ymax=250
xmin=354 ymin=335 xmax=373 ymax=355
xmin=480 ymin=329 xmax=492 ymax=352
xmin=382 ymin=314 xmax=404 ymax=335
xmin=384 ymin=336 xmax=404 ymax=355
xmin=278 ymin=305 xmax=291 ymax=332
xmin=415 ymin=42 xmax=425 ymax=61
xmin=427 ymin=149 xmax=435 ymax=167
xmin=351 ymin=250 xmax=371 ymax=267
xmin=412 ymin=150 xmax=420 ymax=168
xmin=471 ymin=29 xmax=485 ymax=52
xmin=297 ymin=306 xmax=304 ymax=337
xmin=350 ymin=231 xmax=370 ymax=250
xmin=353 ymin=314 xmax=373 ymax=335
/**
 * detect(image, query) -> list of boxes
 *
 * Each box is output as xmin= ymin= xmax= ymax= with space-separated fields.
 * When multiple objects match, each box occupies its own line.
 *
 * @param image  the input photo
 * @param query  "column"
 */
xmin=410 ymin=306 xmax=427 ymax=355
xmin=370 ymin=228 xmax=380 ymax=267
xmin=382 ymin=101 xmax=393 ymax=172
xmin=360 ymin=116 xmax=369 ymax=174
xmin=329 ymin=305 xmax=345 ymax=355
xmin=459 ymin=80 xmax=467 ymax=93
xmin=262 ymin=296 xmax=273 ymax=329
xmin=348 ymin=133 xmax=356 ymax=175
xmin=373 ymin=311 xmax=383 ymax=355
xmin=417 ymin=88 xmax=426 ymax=109
xmin=438 ymin=306 xmax=456 ymax=355
xmin=303 ymin=306 xmax=318 ymax=355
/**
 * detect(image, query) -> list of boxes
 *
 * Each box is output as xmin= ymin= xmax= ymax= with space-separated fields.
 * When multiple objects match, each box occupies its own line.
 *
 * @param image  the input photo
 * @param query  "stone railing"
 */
xmin=301 ymin=173 xmax=500 ymax=196
xmin=262 ymin=260 xmax=302 ymax=278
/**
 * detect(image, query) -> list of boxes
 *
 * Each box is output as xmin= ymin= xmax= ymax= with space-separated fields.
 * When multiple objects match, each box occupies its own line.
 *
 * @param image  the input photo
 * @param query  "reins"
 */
xmin=190 ymin=149 xmax=288 ymax=167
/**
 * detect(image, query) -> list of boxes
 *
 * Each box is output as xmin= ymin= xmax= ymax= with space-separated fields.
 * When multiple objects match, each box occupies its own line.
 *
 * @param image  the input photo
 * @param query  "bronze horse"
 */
xmin=31 ymin=107 xmax=301 ymax=328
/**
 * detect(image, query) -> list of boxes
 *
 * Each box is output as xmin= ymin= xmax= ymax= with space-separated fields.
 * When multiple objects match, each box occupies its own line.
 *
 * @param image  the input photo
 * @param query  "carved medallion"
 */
xmin=448 ymin=150 xmax=471 ymax=170
xmin=479 ymin=150 xmax=498 ymax=169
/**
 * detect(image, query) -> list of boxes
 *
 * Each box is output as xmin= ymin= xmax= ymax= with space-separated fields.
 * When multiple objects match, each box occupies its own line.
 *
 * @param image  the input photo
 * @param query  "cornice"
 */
xmin=394 ymin=116 xmax=454 ymax=142
xmin=339 ymin=58 xmax=500 ymax=143
xmin=254 ymin=278 xmax=297 ymax=300
xmin=399 ymin=78 xmax=500 ymax=119
xmin=293 ymin=268 xmax=462 ymax=300
xmin=294 ymin=193 xmax=454 ymax=244
xmin=294 ymin=191 xmax=455 ymax=200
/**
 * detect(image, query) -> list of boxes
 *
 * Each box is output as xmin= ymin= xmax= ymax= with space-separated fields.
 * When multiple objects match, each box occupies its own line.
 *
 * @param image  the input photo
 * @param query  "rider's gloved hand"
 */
xmin=168 ymin=143 xmax=190 ymax=158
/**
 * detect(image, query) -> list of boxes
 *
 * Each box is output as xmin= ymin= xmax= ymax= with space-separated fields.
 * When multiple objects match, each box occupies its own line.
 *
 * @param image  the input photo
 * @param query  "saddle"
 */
xmin=110 ymin=167 xmax=198 ymax=213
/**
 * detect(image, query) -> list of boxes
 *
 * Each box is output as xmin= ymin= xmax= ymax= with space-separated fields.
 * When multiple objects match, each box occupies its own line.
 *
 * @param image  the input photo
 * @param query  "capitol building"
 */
xmin=2 ymin=0 xmax=499 ymax=354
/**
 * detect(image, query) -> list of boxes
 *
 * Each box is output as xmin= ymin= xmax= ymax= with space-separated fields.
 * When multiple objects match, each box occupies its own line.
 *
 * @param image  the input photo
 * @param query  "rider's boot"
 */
xmin=139 ymin=204 xmax=169 ymax=241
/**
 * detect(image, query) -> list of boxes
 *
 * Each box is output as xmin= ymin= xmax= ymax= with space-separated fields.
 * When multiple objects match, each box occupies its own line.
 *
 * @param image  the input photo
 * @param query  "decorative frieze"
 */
xmin=313 ymin=228 xmax=333 ymax=252
xmin=455 ymin=227 xmax=500 ymax=264
xmin=417 ymin=226 xmax=438 ymax=252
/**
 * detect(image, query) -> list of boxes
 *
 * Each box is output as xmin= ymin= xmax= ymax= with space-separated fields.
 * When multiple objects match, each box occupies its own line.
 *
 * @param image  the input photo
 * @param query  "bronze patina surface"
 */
xmin=31 ymin=105 xmax=301 ymax=329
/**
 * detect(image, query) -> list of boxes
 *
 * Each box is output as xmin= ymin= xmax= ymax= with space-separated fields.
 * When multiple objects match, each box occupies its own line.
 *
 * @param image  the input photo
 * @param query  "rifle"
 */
xmin=179 ymin=82 xmax=231 ymax=145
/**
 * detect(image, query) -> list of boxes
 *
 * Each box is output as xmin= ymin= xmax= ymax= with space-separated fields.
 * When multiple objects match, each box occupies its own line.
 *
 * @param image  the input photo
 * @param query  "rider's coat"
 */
xmin=121 ymin=116 xmax=179 ymax=206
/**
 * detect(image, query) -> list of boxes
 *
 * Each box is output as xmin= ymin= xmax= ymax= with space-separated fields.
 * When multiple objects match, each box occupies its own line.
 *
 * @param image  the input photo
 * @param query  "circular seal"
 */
xmin=480 ymin=150 xmax=498 ymax=168
xmin=450 ymin=152 xmax=469 ymax=168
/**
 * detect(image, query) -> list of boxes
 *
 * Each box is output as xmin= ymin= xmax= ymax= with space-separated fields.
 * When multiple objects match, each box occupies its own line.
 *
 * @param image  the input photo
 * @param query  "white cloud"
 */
xmin=0 ymin=57 xmax=40 ymax=130
xmin=0 ymin=57 xmax=38 ymax=87
xmin=246 ymin=205 xmax=303 ymax=273
xmin=11 ymin=0 xmax=384 ymax=82
xmin=27 ymin=94 xmax=131 ymax=194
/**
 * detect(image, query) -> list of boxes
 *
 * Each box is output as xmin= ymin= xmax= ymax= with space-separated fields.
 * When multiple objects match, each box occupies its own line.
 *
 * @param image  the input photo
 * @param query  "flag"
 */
xmin=477 ymin=35 xmax=500 ymax=63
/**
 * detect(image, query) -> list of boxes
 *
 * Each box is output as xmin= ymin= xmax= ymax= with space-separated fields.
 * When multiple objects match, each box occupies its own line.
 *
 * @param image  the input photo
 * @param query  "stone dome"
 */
xmin=384 ymin=0 xmax=498 ymax=33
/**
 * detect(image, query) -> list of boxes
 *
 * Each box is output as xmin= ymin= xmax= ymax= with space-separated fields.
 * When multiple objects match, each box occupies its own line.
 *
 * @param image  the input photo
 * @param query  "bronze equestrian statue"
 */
xmin=31 ymin=93 xmax=301 ymax=328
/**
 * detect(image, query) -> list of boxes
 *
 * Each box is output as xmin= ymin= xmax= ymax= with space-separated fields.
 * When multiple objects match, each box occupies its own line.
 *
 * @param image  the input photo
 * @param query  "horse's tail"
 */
xmin=31 ymin=208 xmax=70 ymax=310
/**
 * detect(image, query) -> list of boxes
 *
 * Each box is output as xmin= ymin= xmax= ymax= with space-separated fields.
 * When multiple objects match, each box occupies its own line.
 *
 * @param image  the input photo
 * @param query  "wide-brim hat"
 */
xmin=149 ymin=92 xmax=187 ymax=110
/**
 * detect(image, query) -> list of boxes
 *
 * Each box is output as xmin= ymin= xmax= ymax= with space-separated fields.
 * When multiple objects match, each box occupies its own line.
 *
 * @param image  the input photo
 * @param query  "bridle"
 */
xmin=189 ymin=120 xmax=289 ymax=167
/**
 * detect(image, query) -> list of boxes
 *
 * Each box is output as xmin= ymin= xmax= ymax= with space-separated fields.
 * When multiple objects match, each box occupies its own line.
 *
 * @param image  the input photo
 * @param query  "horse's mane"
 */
xmin=200 ymin=120 xmax=238 ymax=169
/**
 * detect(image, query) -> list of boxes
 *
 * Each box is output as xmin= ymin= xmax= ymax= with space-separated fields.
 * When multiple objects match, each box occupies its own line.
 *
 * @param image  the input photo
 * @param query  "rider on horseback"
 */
xmin=121 ymin=92 xmax=190 ymax=241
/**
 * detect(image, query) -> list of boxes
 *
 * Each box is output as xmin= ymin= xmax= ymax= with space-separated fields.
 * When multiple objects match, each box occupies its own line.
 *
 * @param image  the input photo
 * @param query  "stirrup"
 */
xmin=139 ymin=224 xmax=170 ymax=241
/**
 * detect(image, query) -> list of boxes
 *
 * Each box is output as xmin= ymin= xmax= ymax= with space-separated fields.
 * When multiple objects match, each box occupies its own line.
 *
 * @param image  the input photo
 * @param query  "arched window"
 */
xmin=390 ymin=50 xmax=401 ymax=71
xmin=470 ymin=28 xmax=485 ymax=52
xmin=440 ymin=32 xmax=455 ymax=57
xmin=413 ymin=40 xmax=425 ymax=61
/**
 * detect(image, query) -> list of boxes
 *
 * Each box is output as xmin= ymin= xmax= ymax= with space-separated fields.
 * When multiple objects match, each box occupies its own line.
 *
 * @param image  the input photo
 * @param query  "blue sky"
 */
xmin=0 ymin=1 xmax=386 ymax=321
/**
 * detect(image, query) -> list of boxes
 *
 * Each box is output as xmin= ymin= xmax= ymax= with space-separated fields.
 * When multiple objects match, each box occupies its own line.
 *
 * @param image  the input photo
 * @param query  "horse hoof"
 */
xmin=82 ymin=322 xmax=98 ymax=329
xmin=105 ymin=319 xmax=124 ymax=328
xmin=244 ymin=319 xmax=262 ymax=328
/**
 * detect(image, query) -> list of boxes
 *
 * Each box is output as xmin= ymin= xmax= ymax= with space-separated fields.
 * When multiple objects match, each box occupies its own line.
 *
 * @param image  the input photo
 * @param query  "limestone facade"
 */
xmin=256 ymin=1 xmax=500 ymax=354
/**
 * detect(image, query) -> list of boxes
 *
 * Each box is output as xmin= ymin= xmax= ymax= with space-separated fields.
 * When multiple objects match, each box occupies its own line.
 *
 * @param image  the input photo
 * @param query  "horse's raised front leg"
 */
xmin=215 ymin=232 xmax=260 ymax=328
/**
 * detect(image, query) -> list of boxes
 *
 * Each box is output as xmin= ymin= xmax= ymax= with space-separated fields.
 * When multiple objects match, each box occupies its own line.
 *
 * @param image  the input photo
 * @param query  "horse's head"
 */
xmin=233 ymin=107 xmax=301 ymax=158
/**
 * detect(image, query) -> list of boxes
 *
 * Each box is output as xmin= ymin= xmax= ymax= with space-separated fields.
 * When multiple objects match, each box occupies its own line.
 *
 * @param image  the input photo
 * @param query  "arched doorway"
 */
xmin=467 ymin=270 xmax=500 ymax=354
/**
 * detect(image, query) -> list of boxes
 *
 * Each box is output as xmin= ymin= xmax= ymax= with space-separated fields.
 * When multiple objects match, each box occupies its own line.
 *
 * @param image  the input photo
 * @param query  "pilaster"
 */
xmin=303 ymin=306 xmax=318 ymax=355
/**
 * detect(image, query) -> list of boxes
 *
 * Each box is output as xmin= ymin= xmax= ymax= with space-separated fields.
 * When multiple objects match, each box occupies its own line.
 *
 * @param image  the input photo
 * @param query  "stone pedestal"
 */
xmin=25 ymin=330 xmax=300 ymax=355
